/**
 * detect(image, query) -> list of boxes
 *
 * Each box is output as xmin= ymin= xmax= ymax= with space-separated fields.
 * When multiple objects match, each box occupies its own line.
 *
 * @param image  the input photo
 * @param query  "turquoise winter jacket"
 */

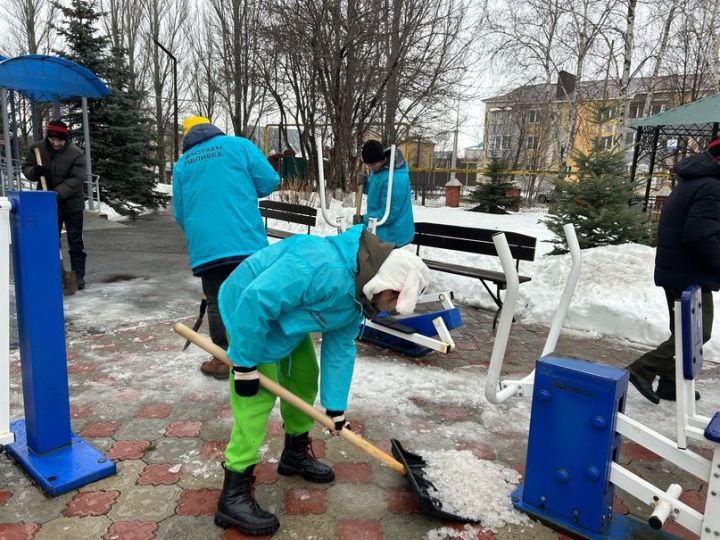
xmin=363 ymin=149 xmax=415 ymax=246
xmin=218 ymin=225 xmax=366 ymax=411
xmin=172 ymin=124 xmax=280 ymax=272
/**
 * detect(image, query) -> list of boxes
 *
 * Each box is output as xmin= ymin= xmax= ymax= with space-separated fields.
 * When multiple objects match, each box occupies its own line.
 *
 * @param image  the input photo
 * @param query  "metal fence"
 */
xmin=0 ymin=157 xmax=101 ymax=211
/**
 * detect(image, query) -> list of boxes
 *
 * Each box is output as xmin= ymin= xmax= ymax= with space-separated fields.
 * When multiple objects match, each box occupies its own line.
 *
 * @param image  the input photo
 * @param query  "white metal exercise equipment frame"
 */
xmin=484 ymin=224 xmax=719 ymax=538
xmin=1 ymin=196 xmax=14 ymax=445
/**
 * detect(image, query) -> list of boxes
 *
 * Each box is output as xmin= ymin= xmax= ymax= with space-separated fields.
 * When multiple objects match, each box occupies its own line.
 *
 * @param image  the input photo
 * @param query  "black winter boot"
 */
xmin=656 ymin=378 xmax=700 ymax=401
xmin=277 ymin=432 xmax=335 ymax=483
xmin=215 ymin=463 xmax=280 ymax=536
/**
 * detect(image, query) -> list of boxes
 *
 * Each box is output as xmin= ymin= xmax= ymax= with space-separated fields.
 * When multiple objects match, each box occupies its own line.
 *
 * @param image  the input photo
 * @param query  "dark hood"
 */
xmin=355 ymin=230 xmax=395 ymax=317
xmin=382 ymin=147 xmax=407 ymax=171
xmin=182 ymin=123 xmax=225 ymax=152
xmin=672 ymin=151 xmax=720 ymax=182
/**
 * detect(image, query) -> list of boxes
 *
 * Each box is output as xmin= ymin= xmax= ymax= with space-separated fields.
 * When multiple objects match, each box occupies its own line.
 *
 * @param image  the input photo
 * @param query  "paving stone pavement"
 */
xmin=1 ymin=211 xmax=718 ymax=539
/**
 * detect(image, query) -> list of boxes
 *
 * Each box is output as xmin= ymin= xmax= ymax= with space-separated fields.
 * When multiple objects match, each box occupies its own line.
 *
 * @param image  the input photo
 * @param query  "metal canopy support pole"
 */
xmin=643 ymin=127 xmax=660 ymax=212
xmin=30 ymin=95 xmax=41 ymax=142
xmin=9 ymin=91 xmax=20 ymax=175
xmin=1 ymin=89 xmax=13 ymax=195
xmin=52 ymin=97 xmax=60 ymax=119
xmin=629 ymin=126 xmax=642 ymax=186
xmin=81 ymin=97 xmax=95 ymax=212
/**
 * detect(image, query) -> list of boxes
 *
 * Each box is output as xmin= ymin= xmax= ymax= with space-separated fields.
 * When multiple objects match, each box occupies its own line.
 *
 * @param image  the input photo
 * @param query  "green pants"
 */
xmin=225 ymin=334 xmax=318 ymax=473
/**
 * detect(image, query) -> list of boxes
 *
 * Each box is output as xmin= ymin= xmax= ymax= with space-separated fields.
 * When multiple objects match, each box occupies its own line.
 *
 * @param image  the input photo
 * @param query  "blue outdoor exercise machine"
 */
xmin=1 ymin=191 xmax=115 ymax=495
xmin=485 ymin=225 xmax=720 ymax=539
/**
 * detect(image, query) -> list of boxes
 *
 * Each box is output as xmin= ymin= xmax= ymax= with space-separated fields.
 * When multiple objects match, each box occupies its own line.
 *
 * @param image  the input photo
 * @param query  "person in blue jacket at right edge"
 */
xmin=213 ymin=224 xmax=430 ymax=536
xmin=357 ymin=139 xmax=415 ymax=247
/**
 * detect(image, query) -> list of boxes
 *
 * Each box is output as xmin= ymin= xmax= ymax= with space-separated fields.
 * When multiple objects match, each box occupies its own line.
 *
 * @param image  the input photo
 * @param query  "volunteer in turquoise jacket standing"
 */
xmin=214 ymin=224 xmax=430 ymax=536
xmin=359 ymin=139 xmax=415 ymax=246
xmin=173 ymin=116 xmax=279 ymax=379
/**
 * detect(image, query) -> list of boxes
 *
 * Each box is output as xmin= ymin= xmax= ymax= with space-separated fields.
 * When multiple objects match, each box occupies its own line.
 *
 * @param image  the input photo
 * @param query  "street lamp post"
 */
xmin=152 ymin=39 xmax=179 ymax=165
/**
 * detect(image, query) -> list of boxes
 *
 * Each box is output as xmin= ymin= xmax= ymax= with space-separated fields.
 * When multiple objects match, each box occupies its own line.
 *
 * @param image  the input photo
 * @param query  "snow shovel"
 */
xmin=34 ymin=148 xmax=78 ymax=296
xmin=173 ymin=322 xmax=472 ymax=523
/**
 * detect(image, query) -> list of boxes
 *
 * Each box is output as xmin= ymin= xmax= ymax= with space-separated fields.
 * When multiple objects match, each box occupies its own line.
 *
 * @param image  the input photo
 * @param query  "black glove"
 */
xmin=326 ymin=409 xmax=351 ymax=432
xmin=32 ymin=165 xmax=51 ymax=181
xmin=352 ymin=214 xmax=363 ymax=225
xmin=233 ymin=366 xmax=259 ymax=397
xmin=356 ymin=173 xmax=368 ymax=186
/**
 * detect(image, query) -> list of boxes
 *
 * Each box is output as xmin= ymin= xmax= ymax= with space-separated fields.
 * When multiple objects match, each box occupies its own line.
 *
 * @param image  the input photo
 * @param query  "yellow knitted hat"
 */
xmin=182 ymin=116 xmax=210 ymax=136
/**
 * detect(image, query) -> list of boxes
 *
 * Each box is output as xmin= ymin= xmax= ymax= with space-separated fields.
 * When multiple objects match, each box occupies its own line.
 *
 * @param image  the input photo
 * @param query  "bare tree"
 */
xmin=558 ymin=0 xmax=621 ymax=155
xmin=208 ymin=0 xmax=271 ymax=137
xmin=613 ymin=0 xmax=638 ymax=144
xmin=6 ymin=0 xmax=57 ymax=54
xmin=641 ymin=0 xmax=680 ymax=117
xmin=185 ymin=13 xmax=220 ymax=121
xmin=484 ymin=0 xmax=570 ymax=85
xmin=100 ymin=0 xmax=144 ymax=91
xmin=143 ymin=0 xmax=188 ymax=181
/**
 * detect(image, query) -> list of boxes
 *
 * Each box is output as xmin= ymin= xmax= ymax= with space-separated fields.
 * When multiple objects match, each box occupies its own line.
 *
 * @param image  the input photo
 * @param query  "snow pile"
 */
xmin=421 ymin=449 xmax=529 ymax=529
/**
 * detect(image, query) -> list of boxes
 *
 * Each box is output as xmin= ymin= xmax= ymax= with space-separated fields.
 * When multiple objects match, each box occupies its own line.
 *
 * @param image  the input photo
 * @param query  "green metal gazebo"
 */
xmin=627 ymin=94 xmax=720 ymax=210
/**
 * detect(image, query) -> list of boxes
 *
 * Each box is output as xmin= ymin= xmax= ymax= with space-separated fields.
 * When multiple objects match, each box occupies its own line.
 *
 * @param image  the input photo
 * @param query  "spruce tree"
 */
xmin=544 ymin=144 xmax=653 ymax=252
xmin=53 ymin=0 xmax=167 ymax=217
xmin=467 ymin=157 xmax=520 ymax=214
xmin=95 ymin=47 xmax=168 ymax=216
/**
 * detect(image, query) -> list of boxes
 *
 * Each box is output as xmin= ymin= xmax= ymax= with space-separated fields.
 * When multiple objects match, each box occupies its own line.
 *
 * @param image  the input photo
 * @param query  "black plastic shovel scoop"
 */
xmin=391 ymin=439 xmax=475 ymax=523
xmin=174 ymin=322 xmax=471 ymax=523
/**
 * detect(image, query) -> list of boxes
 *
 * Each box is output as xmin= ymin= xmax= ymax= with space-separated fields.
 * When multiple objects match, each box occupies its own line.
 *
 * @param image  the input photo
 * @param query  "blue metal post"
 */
xmin=513 ymin=356 xmax=677 ymax=539
xmin=9 ymin=190 xmax=71 ymax=452
xmin=6 ymin=191 xmax=115 ymax=495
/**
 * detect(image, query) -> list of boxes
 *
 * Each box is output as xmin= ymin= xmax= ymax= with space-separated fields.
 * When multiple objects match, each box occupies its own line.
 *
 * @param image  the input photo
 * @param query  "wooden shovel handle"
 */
xmin=33 ymin=147 xmax=48 ymax=191
xmin=173 ymin=323 xmax=407 ymax=475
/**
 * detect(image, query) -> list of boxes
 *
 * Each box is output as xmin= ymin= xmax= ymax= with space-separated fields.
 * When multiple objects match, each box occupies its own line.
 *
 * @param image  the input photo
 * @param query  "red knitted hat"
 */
xmin=47 ymin=120 xmax=69 ymax=140
xmin=707 ymin=138 xmax=720 ymax=161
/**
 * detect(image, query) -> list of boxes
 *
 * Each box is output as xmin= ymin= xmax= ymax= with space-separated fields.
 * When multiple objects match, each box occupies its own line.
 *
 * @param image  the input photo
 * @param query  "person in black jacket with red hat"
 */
xmin=626 ymin=138 xmax=720 ymax=403
xmin=22 ymin=120 xmax=88 ymax=289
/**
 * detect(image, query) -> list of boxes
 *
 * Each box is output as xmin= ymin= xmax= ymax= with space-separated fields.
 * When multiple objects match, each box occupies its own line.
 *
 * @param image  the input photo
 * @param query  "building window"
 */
xmin=649 ymin=102 xmax=665 ymax=115
xmin=528 ymin=110 xmax=539 ymax=124
xmin=599 ymin=107 xmax=616 ymax=120
xmin=490 ymin=135 xmax=511 ymax=151
xmin=526 ymin=136 xmax=538 ymax=150
xmin=595 ymin=136 xmax=613 ymax=150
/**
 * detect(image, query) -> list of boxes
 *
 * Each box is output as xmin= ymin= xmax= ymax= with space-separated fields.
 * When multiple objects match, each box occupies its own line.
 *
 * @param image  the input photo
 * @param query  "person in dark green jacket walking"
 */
xmin=22 ymin=120 xmax=88 ymax=289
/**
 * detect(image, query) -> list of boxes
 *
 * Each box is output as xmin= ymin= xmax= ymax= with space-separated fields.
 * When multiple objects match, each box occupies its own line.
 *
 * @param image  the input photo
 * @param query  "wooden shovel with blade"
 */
xmin=34 ymin=148 xmax=78 ymax=296
xmin=174 ymin=322 xmax=474 ymax=523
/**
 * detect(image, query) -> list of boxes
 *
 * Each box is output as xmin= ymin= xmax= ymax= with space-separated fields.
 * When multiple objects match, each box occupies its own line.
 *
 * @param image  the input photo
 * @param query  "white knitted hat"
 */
xmin=362 ymin=249 xmax=430 ymax=315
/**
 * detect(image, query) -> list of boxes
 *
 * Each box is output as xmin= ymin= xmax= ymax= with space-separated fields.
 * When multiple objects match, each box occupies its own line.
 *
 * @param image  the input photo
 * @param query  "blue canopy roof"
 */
xmin=0 ymin=54 xmax=110 ymax=102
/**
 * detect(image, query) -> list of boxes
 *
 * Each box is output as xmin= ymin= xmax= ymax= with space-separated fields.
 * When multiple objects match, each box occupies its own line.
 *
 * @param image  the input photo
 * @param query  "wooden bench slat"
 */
xmin=414 ymin=222 xmax=536 ymax=261
xmin=259 ymin=200 xmax=318 ymax=238
xmin=260 ymin=207 xmax=317 ymax=227
xmin=423 ymin=258 xmax=531 ymax=284
xmin=265 ymin=228 xmax=295 ymax=239
xmin=259 ymin=200 xmax=318 ymax=217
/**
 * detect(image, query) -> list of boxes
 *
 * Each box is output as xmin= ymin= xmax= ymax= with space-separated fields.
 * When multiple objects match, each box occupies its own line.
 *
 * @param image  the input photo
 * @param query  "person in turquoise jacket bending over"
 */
xmin=173 ymin=116 xmax=279 ymax=379
xmin=358 ymin=139 xmax=415 ymax=247
xmin=214 ymin=224 xmax=430 ymax=536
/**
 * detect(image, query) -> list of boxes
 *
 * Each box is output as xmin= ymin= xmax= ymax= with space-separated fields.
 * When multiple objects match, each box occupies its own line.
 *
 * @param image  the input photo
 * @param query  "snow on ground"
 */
xmin=257 ymin=195 xmax=720 ymax=364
